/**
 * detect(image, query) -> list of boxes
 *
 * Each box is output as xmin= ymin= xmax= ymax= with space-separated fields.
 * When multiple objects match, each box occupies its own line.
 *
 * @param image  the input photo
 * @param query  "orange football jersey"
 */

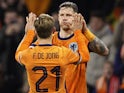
xmin=52 ymin=30 xmax=90 ymax=93
xmin=15 ymin=30 xmax=79 ymax=93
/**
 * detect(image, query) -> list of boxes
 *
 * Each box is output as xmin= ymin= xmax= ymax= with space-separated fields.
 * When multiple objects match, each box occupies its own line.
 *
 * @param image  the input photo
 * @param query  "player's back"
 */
xmin=20 ymin=44 xmax=78 ymax=93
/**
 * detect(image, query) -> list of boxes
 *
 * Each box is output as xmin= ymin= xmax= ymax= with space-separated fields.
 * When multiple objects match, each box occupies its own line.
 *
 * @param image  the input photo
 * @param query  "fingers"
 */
xmin=25 ymin=12 xmax=36 ymax=32
xmin=73 ymin=13 xmax=84 ymax=24
xmin=26 ymin=17 xmax=29 ymax=23
xmin=29 ymin=12 xmax=36 ymax=23
xmin=79 ymin=13 xmax=84 ymax=24
xmin=72 ymin=13 xmax=88 ymax=32
xmin=73 ymin=13 xmax=84 ymax=30
xmin=26 ymin=12 xmax=37 ymax=24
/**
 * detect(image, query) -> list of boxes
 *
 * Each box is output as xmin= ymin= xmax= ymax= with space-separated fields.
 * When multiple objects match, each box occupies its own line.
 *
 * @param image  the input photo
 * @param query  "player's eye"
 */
xmin=66 ymin=14 xmax=72 ymax=17
xmin=59 ymin=14 xmax=64 ymax=16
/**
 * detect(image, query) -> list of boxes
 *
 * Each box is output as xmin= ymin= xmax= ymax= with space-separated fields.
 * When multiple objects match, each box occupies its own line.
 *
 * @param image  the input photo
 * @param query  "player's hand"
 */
xmin=25 ymin=12 xmax=36 ymax=33
xmin=72 ymin=13 xmax=84 ymax=31
xmin=73 ymin=13 xmax=88 ymax=33
xmin=72 ymin=13 xmax=83 ymax=31
xmin=82 ymin=16 xmax=88 ymax=33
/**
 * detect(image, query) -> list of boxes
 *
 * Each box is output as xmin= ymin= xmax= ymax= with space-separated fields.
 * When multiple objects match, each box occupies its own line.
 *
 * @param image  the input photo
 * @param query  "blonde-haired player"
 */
xmin=15 ymin=13 xmax=81 ymax=93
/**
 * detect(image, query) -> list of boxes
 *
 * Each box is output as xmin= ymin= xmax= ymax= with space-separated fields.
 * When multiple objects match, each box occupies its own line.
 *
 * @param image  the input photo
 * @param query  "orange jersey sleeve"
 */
xmin=63 ymin=47 xmax=80 ymax=65
xmin=15 ymin=30 xmax=35 ymax=63
xmin=74 ymin=30 xmax=90 ymax=63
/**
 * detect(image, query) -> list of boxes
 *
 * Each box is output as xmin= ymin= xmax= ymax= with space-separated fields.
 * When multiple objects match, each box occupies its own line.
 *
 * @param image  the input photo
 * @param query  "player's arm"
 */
xmin=73 ymin=53 xmax=82 ymax=65
xmin=65 ymin=48 xmax=82 ymax=65
xmin=83 ymin=28 xmax=109 ymax=56
xmin=15 ymin=13 xmax=36 ymax=62
xmin=73 ymin=13 xmax=109 ymax=56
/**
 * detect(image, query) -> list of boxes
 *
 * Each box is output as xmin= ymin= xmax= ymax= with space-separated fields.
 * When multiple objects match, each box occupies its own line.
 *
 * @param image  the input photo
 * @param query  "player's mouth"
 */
xmin=62 ymin=22 xmax=70 ymax=25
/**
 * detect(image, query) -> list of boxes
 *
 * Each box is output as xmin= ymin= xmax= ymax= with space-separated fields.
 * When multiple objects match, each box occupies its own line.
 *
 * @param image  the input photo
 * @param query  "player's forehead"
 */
xmin=59 ymin=7 xmax=75 ymax=14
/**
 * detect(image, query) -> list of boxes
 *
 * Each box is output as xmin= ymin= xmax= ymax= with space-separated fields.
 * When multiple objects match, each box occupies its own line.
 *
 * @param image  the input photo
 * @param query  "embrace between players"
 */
xmin=15 ymin=2 xmax=109 ymax=93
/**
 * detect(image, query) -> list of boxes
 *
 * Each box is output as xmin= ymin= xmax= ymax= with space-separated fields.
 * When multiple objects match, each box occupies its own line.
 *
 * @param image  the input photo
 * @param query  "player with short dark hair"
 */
xmin=59 ymin=1 xmax=78 ymax=13
xmin=52 ymin=1 xmax=109 ymax=93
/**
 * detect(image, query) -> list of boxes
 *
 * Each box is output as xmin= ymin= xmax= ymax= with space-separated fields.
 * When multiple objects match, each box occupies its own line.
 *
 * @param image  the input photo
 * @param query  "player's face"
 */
xmin=58 ymin=7 xmax=75 ymax=31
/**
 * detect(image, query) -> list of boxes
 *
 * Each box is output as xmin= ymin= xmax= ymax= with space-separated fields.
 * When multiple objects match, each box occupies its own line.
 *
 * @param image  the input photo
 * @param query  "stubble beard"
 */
xmin=61 ymin=24 xmax=71 ymax=31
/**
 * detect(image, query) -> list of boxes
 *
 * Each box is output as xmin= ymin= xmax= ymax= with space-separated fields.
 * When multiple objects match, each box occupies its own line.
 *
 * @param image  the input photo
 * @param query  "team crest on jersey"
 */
xmin=69 ymin=42 xmax=78 ymax=52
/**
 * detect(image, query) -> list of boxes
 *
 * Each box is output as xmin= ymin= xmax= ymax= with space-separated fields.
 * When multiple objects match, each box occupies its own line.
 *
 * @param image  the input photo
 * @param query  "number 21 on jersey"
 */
xmin=32 ymin=66 xmax=60 ymax=92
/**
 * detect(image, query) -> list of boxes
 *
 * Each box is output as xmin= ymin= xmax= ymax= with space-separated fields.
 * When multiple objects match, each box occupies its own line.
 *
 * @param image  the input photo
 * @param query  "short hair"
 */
xmin=34 ymin=14 xmax=55 ymax=38
xmin=59 ymin=1 xmax=78 ymax=12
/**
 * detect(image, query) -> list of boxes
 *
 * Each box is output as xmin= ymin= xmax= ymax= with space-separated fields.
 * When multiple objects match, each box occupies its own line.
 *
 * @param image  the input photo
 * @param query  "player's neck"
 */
xmin=60 ymin=28 xmax=74 ymax=38
xmin=37 ymin=37 xmax=52 ymax=45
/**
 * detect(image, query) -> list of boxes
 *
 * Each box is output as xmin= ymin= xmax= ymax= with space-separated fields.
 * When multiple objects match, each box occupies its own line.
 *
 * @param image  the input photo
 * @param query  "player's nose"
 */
xmin=63 ymin=19 xmax=68 ymax=22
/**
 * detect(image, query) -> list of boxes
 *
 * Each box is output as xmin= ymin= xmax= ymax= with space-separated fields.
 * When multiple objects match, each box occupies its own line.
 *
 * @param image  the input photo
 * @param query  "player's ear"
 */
xmin=52 ymin=27 xmax=56 ymax=33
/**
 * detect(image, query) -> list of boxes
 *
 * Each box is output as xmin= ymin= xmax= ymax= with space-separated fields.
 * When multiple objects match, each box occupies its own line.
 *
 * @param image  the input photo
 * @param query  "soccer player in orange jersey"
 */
xmin=15 ymin=13 xmax=82 ymax=93
xmin=52 ymin=2 xmax=109 ymax=93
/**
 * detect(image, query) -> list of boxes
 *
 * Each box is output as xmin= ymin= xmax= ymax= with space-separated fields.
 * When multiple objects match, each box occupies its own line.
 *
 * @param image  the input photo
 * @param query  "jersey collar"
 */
xmin=31 ymin=43 xmax=52 ymax=46
xmin=58 ymin=32 xmax=74 ymax=40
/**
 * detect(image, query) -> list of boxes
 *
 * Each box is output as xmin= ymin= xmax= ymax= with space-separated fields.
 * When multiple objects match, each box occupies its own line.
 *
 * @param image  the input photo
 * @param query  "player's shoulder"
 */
xmin=74 ymin=30 xmax=89 ymax=43
xmin=60 ymin=46 xmax=72 ymax=54
xmin=21 ymin=46 xmax=34 ymax=57
xmin=60 ymin=46 xmax=68 ymax=49
xmin=52 ymin=31 xmax=59 ymax=44
xmin=74 ymin=30 xmax=85 ymax=37
xmin=54 ymin=45 xmax=70 ymax=52
xmin=53 ymin=31 xmax=59 ymax=37
xmin=53 ymin=45 xmax=67 ymax=50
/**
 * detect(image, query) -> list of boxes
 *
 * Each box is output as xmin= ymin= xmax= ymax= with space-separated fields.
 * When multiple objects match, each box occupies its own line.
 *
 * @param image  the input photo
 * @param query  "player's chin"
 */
xmin=62 ymin=26 xmax=70 ymax=31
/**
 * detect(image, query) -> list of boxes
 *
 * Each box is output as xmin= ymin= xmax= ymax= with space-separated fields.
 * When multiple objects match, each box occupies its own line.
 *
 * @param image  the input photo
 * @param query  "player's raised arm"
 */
xmin=15 ymin=12 xmax=36 ymax=62
xmin=73 ymin=13 xmax=109 ymax=56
